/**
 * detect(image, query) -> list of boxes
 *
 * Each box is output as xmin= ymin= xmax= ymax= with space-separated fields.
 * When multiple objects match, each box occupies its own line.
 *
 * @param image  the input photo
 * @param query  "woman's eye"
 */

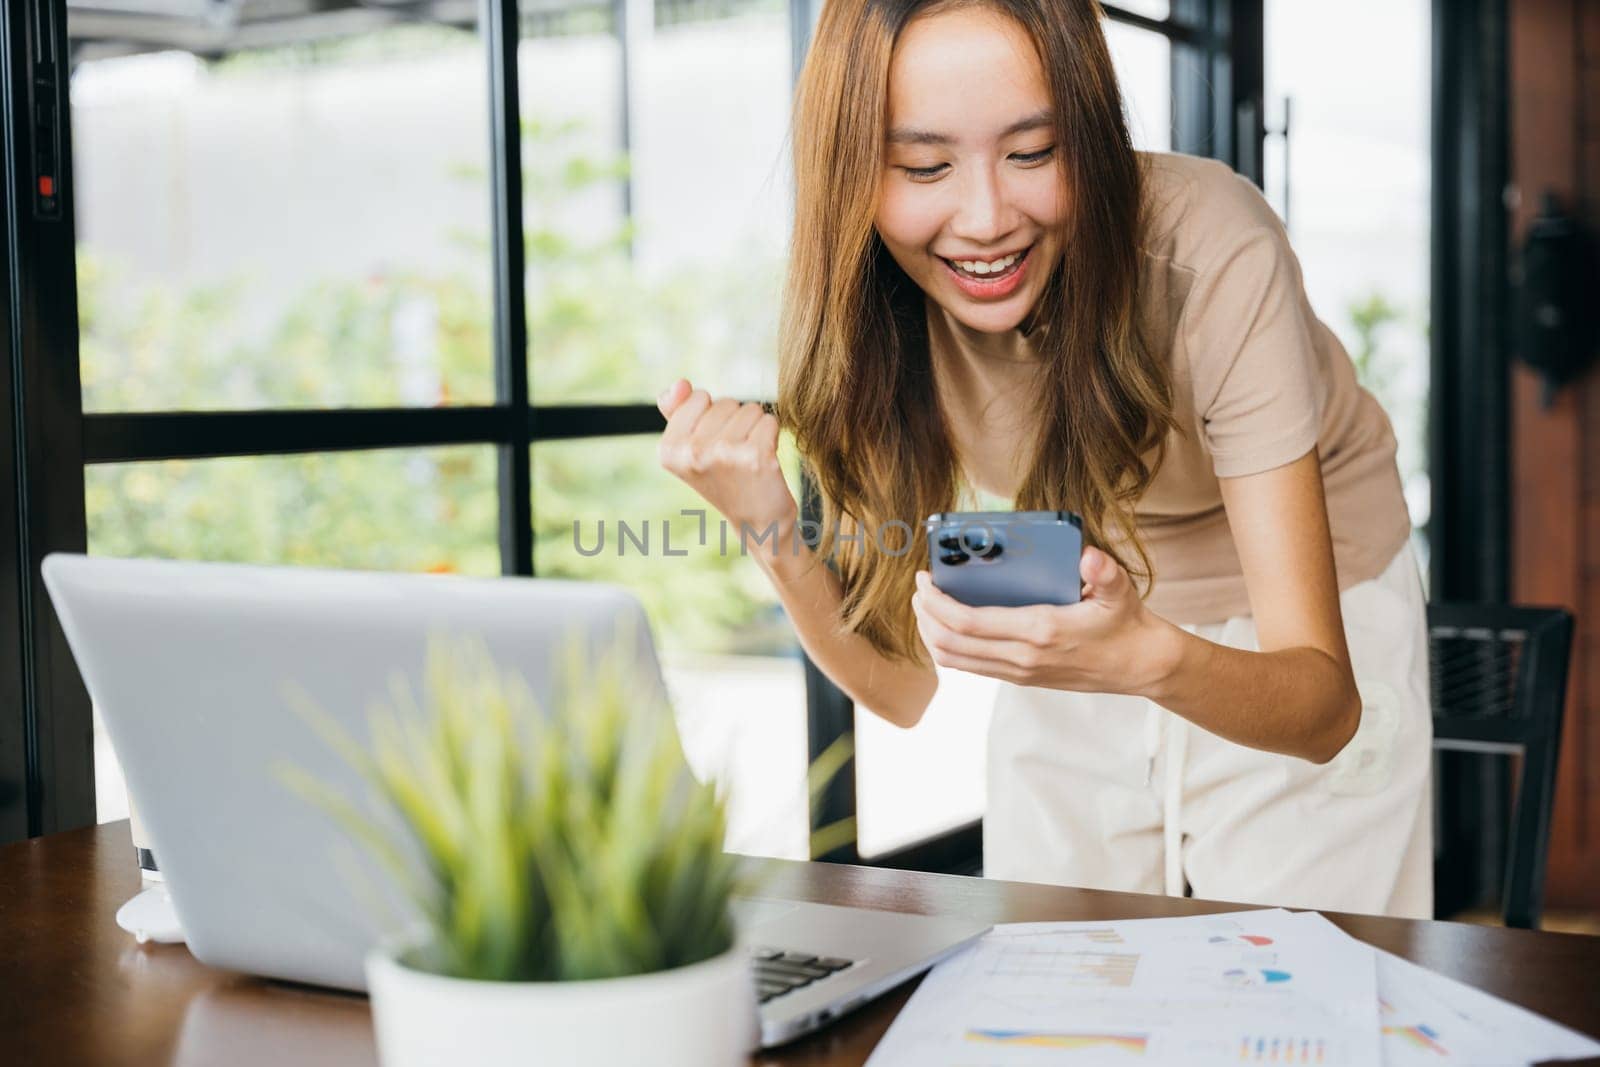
xmin=900 ymin=163 xmax=949 ymax=182
xmin=895 ymin=147 xmax=1052 ymax=182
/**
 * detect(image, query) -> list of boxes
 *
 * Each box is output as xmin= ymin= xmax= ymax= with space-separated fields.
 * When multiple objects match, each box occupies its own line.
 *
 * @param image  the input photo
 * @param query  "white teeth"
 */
xmin=953 ymin=252 xmax=1021 ymax=276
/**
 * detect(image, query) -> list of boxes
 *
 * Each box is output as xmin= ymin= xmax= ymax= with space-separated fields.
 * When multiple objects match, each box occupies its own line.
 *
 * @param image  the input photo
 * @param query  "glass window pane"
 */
xmin=70 ymin=13 xmax=495 ymax=411
xmin=855 ymin=672 xmax=996 ymax=858
xmin=524 ymin=2 xmax=791 ymax=404
xmin=1106 ymin=1 xmax=1172 ymax=20
xmin=534 ymin=436 xmax=808 ymax=859
xmin=518 ymin=3 xmax=627 ymax=403
xmin=1264 ymin=0 xmax=1431 ymax=545
xmin=1104 ymin=21 xmax=1172 ymax=153
xmin=85 ymin=445 xmax=501 ymax=822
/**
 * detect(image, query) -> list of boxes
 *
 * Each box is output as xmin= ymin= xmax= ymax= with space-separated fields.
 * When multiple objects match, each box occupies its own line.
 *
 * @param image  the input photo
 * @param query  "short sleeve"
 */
xmin=1182 ymin=222 xmax=1328 ymax=479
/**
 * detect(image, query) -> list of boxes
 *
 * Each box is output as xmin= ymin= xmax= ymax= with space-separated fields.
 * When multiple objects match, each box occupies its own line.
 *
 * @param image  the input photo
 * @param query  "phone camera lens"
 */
xmin=936 ymin=532 xmax=963 ymax=551
xmin=961 ymin=527 xmax=1006 ymax=559
xmin=939 ymin=549 xmax=969 ymax=566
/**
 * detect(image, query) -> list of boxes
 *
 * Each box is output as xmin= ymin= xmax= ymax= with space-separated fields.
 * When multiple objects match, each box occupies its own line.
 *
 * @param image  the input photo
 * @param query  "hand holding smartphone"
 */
xmin=925 ymin=510 xmax=1084 ymax=608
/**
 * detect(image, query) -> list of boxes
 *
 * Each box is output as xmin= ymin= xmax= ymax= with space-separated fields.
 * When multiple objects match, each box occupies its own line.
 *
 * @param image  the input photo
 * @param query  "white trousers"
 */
xmin=983 ymin=544 xmax=1434 ymax=919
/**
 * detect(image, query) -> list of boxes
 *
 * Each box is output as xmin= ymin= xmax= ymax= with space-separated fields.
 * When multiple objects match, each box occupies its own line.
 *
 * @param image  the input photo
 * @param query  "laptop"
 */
xmin=41 ymin=554 xmax=989 ymax=1048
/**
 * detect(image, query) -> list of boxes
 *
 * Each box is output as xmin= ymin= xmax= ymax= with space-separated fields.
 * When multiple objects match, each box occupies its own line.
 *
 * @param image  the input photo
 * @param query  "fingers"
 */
xmin=662 ymin=390 xmax=756 ymax=445
xmin=689 ymin=397 xmax=747 ymax=447
xmin=917 ymin=618 xmax=1042 ymax=673
xmin=912 ymin=571 xmax=1058 ymax=645
xmin=712 ymin=404 xmax=765 ymax=461
xmin=1079 ymin=545 xmax=1107 ymax=585
xmin=911 ymin=579 xmax=1047 ymax=679
xmin=918 ymin=647 xmax=1032 ymax=683
xmin=658 ymin=389 xmax=780 ymax=477
xmin=748 ymin=409 xmax=780 ymax=453
xmin=656 ymin=378 xmax=691 ymax=418
xmin=659 ymin=387 xmax=712 ymax=450
xmin=1079 ymin=546 xmax=1130 ymax=602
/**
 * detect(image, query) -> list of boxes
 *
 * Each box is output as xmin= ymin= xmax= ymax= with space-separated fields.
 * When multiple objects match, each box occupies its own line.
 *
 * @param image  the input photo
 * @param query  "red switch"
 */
xmin=38 ymin=175 xmax=54 ymax=197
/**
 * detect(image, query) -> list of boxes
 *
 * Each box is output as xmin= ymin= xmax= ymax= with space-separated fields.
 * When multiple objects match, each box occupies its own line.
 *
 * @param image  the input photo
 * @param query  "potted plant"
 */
xmin=284 ymin=625 xmax=759 ymax=1067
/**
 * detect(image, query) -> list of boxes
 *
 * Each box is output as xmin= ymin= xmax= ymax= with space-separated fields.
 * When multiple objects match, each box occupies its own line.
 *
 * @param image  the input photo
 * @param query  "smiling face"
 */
xmin=874 ymin=5 xmax=1068 ymax=335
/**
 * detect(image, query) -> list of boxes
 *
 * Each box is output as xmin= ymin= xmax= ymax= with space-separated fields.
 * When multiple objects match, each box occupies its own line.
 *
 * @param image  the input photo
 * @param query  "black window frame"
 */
xmin=1 ymin=0 xmax=1265 ymax=848
xmin=3 ymin=0 xmax=93 ymax=841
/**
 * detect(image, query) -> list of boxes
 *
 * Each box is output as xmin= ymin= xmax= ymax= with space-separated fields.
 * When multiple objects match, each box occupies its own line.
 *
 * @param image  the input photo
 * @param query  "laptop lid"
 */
xmin=42 ymin=553 xmax=666 ymax=990
xmin=42 ymin=553 xmax=990 ymax=1045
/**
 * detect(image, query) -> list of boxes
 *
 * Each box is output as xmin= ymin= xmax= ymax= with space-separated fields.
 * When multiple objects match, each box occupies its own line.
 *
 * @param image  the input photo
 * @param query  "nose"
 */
xmin=949 ymin=164 xmax=1018 ymax=246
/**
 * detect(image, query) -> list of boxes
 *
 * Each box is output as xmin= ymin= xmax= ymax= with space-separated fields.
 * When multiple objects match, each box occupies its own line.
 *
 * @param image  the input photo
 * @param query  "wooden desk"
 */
xmin=4 ymin=822 xmax=1599 ymax=1065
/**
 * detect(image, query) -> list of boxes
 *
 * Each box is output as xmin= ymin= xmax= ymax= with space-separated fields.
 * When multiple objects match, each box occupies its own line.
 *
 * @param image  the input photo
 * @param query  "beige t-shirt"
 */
xmin=928 ymin=151 xmax=1412 ymax=625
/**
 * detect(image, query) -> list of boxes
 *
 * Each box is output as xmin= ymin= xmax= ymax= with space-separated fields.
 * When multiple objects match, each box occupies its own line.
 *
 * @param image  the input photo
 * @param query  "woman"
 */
xmin=656 ymin=0 xmax=1431 ymax=918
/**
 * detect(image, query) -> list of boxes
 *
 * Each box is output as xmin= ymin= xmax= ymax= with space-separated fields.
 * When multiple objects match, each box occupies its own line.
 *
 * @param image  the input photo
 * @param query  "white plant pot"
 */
xmin=365 ymin=943 xmax=759 ymax=1067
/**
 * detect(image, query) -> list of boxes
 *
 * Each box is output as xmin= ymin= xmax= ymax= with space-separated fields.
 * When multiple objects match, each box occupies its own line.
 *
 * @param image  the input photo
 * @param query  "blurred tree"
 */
xmin=82 ymin=110 xmax=792 ymax=656
xmin=1345 ymin=290 xmax=1429 ymax=534
xmin=1347 ymin=291 xmax=1403 ymax=399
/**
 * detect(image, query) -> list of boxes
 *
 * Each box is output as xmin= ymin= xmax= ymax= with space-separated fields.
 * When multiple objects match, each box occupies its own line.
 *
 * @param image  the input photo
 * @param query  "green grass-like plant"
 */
xmin=282 ymin=624 xmax=749 ymax=982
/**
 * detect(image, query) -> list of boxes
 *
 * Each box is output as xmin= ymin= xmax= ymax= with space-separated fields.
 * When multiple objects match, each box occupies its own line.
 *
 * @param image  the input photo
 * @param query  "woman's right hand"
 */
xmin=656 ymin=378 xmax=799 ymax=543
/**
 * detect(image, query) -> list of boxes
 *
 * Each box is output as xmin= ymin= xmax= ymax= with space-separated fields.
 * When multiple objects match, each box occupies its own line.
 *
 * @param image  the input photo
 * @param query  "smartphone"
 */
xmin=924 ymin=510 xmax=1083 ymax=608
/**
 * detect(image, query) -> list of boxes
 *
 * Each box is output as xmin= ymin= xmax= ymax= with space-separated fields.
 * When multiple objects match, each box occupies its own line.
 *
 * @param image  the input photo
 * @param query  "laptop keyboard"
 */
xmin=750 ymin=947 xmax=856 ymax=1003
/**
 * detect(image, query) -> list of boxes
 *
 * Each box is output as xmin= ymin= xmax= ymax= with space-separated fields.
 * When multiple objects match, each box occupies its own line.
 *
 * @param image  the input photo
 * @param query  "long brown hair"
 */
xmin=777 ymin=0 xmax=1174 ymax=664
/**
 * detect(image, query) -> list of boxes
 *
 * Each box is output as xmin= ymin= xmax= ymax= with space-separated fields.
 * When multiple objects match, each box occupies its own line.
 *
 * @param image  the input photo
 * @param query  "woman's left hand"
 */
xmin=910 ymin=546 xmax=1177 ymax=696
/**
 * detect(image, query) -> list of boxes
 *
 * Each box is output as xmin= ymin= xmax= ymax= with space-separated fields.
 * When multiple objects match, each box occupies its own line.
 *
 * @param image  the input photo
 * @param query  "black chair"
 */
xmin=1428 ymin=602 xmax=1574 ymax=929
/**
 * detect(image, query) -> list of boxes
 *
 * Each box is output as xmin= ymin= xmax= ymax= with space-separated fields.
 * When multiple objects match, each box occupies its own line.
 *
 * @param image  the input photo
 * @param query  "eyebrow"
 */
xmin=886 ymin=109 xmax=1055 ymax=146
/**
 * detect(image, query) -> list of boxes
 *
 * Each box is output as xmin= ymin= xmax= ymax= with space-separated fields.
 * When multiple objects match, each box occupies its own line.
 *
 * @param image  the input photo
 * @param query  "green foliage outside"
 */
xmin=1345 ymin=290 xmax=1427 ymax=519
xmin=82 ymin=96 xmax=794 ymax=656
xmin=1347 ymin=291 xmax=1404 ymax=401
